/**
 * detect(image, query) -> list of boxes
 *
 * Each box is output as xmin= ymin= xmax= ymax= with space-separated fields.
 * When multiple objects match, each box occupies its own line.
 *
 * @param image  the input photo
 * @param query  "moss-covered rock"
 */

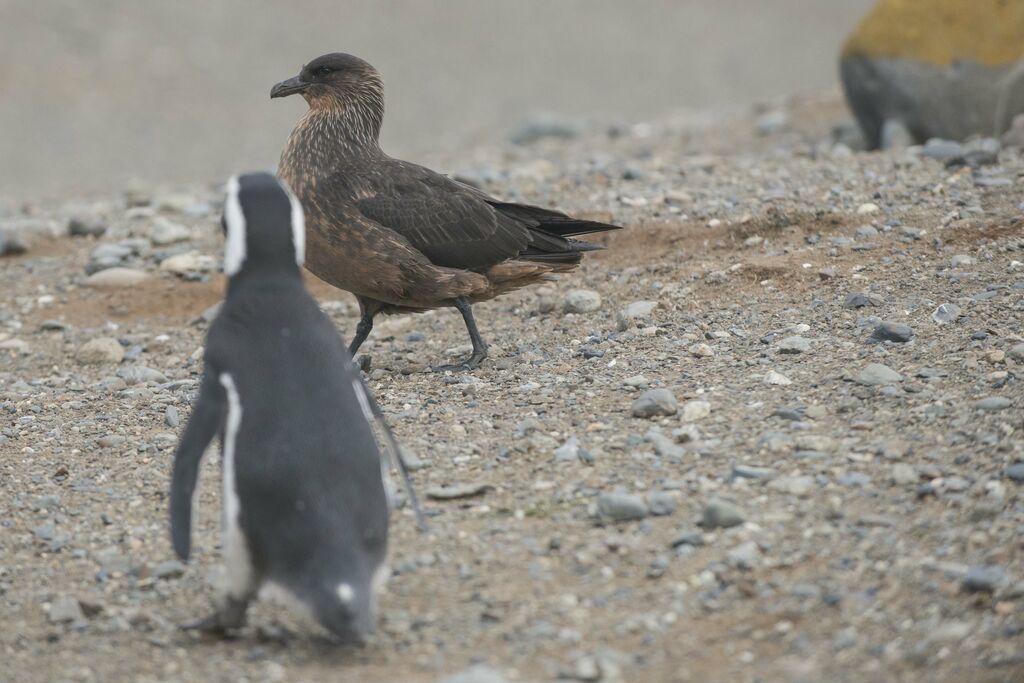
xmin=840 ymin=0 xmax=1024 ymax=148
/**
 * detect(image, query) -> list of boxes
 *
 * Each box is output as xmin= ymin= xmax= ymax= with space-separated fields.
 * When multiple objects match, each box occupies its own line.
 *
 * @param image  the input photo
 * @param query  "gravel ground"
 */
xmin=1 ymin=92 xmax=1023 ymax=683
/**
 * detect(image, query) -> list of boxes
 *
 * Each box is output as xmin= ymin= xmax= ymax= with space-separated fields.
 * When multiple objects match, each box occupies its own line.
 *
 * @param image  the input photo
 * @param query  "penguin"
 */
xmin=169 ymin=171 xmax=421 ymax=640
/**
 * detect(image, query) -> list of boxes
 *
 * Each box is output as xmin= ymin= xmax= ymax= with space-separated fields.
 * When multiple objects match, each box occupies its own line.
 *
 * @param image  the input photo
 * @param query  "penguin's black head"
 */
xmin=222 ymin=172 xmax=305 ymax=278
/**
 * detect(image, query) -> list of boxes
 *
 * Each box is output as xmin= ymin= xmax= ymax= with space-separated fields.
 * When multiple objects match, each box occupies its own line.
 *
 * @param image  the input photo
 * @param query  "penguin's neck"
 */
xmin=226 ymin=265 xmax=304 ymax=298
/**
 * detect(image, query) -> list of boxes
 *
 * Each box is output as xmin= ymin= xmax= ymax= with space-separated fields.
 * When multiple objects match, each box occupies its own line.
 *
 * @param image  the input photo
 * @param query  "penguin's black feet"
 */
xmin=181 ymin=596 xmax=249 ymax=636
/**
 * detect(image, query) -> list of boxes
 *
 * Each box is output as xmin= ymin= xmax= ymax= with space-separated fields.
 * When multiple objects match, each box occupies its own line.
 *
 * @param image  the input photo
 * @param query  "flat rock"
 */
xmin=856 ymin=362 xmax=902 ymax=386
xmin=631 ymin=388 xmax=678 ymax=418
xmin=975 ymin=396 xmax=1011 ymax=411
xmin=84 ymin=267 xmax=150 ymax=289
xmin=426 ymin=483 xmax=493 ymax=500
xmin=732 ymin=464 xmax=776 ymax=480
xmin=116 ymin=366 xmax=168 ymax=385
xmin=48 ymin=596 xmax=84 ymax=624
xmin=76 ymin=337 xmax=125 ymax=365
xmin=763 ymin=370 xmax=793 ymax=386
xmin=870 ymin=321 xmax=913 ymax=343
xmin=597 ymin=492 xmax=648 ymax=522
xmin=159 ymin=251 xmax=217 ymax=274
xmin=679 ymin=399 xmax=711 ymax=422
xmin=778 ymin=336 xmax=810 ymax=354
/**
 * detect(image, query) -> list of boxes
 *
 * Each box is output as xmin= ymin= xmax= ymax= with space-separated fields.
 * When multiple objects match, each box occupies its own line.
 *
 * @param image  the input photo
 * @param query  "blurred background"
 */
xmin=1 ymin=0 xmax=873 ymax=199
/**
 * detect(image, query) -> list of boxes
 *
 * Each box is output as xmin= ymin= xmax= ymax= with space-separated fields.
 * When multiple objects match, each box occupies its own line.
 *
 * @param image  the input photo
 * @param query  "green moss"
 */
xmin=842 ymin=0 xmax=1024 ymax=65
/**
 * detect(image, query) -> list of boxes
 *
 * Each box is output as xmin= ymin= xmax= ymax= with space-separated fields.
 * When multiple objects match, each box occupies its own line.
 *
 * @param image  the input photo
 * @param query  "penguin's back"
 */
xmin=207 ymin=283 xmax=388 ymax=589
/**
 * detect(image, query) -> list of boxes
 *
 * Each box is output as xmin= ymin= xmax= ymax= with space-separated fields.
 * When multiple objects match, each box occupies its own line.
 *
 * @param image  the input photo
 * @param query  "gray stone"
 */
xmin=975 ymin=396 xmax=1011 ymax=412
xmin=870 ymin=321 xmax=913 ymax=343
xmin=48 ymin=596 xmax=84 ymax=624
xmin=732 ymin=465 xmax=776 ymax=480
xmin=778 ymin=335 xmax=810 ymax=354
xmin=631 ymin=388 xmax=678 ymax=418
xmin=671 ymin=530 xmax=705 ymax=548
xmin=1007 ymin=343 xmax=1024 ymax=362
xmin=920 ymin=138 xmax=965 ymax=162
xmin=89 ymin=243 xmax=133 ymax=262
xmin=855 ymin=225 xmax=878 ymax=240
xmin=932 ymin=303 xmax=961 ymax=324
xmin=149 ymin=217 xmax=191 ymax=246
xmin=892 ymin=463 xmax=918 ymax=485
xmin=597 ymin=492 xmax=648 ymax=522
xmin=844 ymin=292 xmax=871 ymax=309
xmin=950 ymin=254 xmax=975 ymax=267
xmin=165 ymin=406 xmax=180 ymax=428
xmin=76 ymin=337 xmax=125 ymax=365
xmin=553 ymin=436 xmax=581 ymax=463
xmin=646 ymin=491 xmax=675 ymax=516
xmin=68 ymin=214 xmax=107 ymax=237
xmin=702 ymin=499 xmax=745 ymax=529
xmin=726 ymin=541 xmax=760 ymax=570
xmin=963 ymin=565 xmax=1007 ymax=593
xmin=856 ymin=363 xmax=902 ymax=386
xmin=1006 ymin=463 xmax=1024 ymax=482
xmin=116 ymin=366 xmax=168 ymax=385
xmin=562 ymin=289 xmax=602 ymax=314
xmin=617 ymin=300 xmax=657 ymax=330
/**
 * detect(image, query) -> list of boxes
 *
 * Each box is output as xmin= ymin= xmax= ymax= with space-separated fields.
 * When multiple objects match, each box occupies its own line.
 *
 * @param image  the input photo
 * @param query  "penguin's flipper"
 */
xmin=170 ymin=371 xmax=225 ymax=560
xmin=350 ymin=376 xmax=428 ymax=533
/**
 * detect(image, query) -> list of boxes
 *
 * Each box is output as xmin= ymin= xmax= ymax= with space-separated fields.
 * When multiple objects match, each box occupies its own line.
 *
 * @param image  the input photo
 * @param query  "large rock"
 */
xmin=840 ymin=0 xmax=1024 ymax=148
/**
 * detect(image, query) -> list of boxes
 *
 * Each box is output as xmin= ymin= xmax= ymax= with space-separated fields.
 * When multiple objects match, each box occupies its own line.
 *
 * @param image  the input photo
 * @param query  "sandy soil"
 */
xmin=1 ymin=93 xmax=1022 ymax=683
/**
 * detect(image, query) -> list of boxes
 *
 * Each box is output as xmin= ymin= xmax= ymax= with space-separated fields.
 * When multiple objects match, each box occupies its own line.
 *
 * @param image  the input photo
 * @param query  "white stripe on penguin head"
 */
xmin=223 ymin=175 xmax=247 ymax=276
xmin=279 ymin=178 xmax=306 ymax=267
